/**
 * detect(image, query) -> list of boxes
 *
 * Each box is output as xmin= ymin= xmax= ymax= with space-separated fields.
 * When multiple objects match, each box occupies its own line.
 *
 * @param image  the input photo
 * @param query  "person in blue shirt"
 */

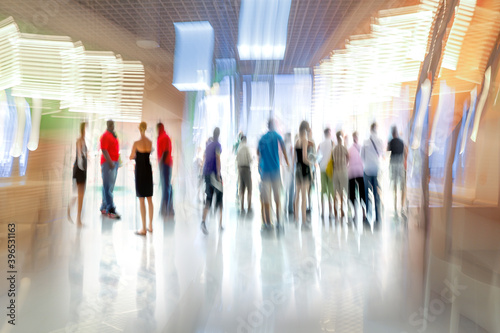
xmin=257 ymin=119 xmax=289 ymax=227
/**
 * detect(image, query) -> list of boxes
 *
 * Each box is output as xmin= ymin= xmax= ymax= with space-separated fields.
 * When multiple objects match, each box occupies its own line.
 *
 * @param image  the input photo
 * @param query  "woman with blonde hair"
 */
xmin=130 ymin=121 xmax=154 ymax=235
xmin=294 ymin=121 xmax=311 ymax=224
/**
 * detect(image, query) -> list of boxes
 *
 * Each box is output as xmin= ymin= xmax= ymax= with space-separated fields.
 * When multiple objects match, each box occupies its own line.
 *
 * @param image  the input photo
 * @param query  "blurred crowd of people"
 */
xmin=198 ymin=118 xmax=408 ymax=233
xmin=69 ymin=118 xmax=408 ymax=235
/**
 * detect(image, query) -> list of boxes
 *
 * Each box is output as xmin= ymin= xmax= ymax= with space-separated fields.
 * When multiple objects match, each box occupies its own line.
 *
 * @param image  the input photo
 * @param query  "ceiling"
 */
xmin=74 ymin=0 xmax=418 ymax=75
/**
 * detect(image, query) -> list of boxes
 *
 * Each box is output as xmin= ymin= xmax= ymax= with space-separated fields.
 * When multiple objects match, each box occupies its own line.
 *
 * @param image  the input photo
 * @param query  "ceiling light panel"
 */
xmin=173 ymin=21 xmax=214 ymax=91
xmin=237 ymin=0 xmax=292 ymax=60
xmin=0 ymin=17 xmax=21 ymax=91
xmin=12 ymin=33 xmax=76 ymax=100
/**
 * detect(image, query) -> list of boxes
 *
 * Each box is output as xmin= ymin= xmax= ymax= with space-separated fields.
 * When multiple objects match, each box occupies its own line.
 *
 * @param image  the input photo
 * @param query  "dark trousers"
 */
xmin=348 ymin=177 xmax=366 ymax=207
xmin=160 ymin=163 xmax=173 ymax=214
xmin=364 ymin=173 xmax=380 ymax=224
xmin=286 ymin=180 xmax=294 ymax=213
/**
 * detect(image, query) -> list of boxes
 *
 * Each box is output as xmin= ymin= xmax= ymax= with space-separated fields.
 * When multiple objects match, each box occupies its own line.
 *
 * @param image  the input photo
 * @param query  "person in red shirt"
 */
xmin=100 ymin=120 xmax=121 ymax=219
xmin=157 ymin=122 xmax=174 ymax=216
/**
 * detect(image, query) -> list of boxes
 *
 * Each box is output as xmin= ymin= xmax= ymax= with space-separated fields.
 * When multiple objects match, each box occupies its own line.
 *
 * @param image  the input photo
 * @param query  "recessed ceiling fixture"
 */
xmin=136 ymin=39 xmax=160 ymax=49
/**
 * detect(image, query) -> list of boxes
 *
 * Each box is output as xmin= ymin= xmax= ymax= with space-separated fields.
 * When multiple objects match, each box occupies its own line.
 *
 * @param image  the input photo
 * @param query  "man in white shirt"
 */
xmin=361 ymin=122 xmax=385 ymax=227
xmin=237 ymin=136 xmax=252 ymax=212
xmin=317 ymin=128 xmax=334 ymax=218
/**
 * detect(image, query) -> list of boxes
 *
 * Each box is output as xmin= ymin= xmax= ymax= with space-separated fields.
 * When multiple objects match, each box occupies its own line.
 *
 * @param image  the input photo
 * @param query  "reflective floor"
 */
xmin=2 ymin=182 xmax=468 ymax=333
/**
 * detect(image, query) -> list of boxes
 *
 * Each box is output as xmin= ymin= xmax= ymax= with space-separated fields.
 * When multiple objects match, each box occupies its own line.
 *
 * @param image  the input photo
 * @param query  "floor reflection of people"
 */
xmin=67 ymin=229 xmax=84 ymax=328
xmin=205 ymin=237 xmax=224 ymax=309
xmin=136 ymin=238 xmax=157 ymax=331
xmin=162 ymin=220 xmax=179 ymax=318
xmin=99 ymin=219 xmax=121 ymax=316
xmin=258 ymin=237 xmax=286 ymax=331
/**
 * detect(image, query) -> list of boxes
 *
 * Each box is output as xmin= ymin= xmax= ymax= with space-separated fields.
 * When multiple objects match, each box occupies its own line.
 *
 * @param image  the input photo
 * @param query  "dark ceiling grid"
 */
xmin=312 ymin=0 xmax=342 ymax=64
xmin=209 ymin=0 xmax=232 ymax=59
xmin=157 ymin=1 xmax=179 ymax=49
xmin=293 ymin=0 xmax=328 ymax=70
xmin=220 ymin=0 xmax=238 ymax=59
xmin=212 ymin=0 xmax=228 ymax=58
xmin=74 ymin=0 xmax=410 ymax=75
xmin=281 ymin=0 xmax=306 ymax=73
xmin=296 ymin=0 xmax=323 ymax=69
xmin=278 ymin=0 xmax=300 ymax=73
xmin=137 ymin=0 xmax=158 ymax=41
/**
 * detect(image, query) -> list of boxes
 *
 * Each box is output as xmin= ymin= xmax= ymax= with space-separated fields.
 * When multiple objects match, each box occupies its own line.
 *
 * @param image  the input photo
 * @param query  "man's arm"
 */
xmin=279 ymin=139 xmax=289 ymax=166
xmin=216 ymin=148 xmax=221 ymax=181
xmin=160 ymin=151 xmax=168 ymax=165
xmin=102 ymin=149 xmax=114 ymax=168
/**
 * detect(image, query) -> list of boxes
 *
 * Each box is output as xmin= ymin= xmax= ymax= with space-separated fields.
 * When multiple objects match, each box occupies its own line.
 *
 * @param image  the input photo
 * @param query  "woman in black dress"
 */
xmin=294 ymin=121 xmax=311 ymax=224
xmin=130 ymin=122 xmax=154 ymax=235
xmin=69 ymin=122 xmax=87 ymax=227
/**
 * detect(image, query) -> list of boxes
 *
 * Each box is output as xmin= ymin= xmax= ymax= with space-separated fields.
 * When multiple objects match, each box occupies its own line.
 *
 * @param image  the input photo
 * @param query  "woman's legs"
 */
xmin=294 ymin=178 xmax=299 ymax=220
xmin=138 ymin=197 xmax=147 ymax=234
xmin=301 ymin=181 xmax=309 ymax=223
xmin=76 ymin=183 xmax=85 ymax=226
xmin=147 ymin=196 xmax=153 ymax=232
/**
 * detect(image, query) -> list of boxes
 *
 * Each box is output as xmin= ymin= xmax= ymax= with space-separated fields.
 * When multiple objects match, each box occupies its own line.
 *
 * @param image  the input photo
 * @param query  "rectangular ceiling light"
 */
xmin=11 ymin=33 xmax=77 ymax=100
xmin=0 ymin=17 xmax=21 ymax=91
xmin=173 ymin=21 xmax=214 ymax=91
xmin=237 ymin=0 xmax=292 ymax=60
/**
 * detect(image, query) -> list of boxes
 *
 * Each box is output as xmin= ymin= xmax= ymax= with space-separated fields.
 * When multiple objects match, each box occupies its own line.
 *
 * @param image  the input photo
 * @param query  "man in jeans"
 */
xmin=157 ymin=122 xmax=174 ymax=216
xmin=361 ymin=122 xmax=384 ymax=227
xmin=100 ymin=120 xmax=121 ymax=219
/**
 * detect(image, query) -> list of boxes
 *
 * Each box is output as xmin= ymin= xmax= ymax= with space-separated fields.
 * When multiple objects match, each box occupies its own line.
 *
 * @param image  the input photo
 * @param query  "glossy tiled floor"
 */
xmin=2 ymin=181 xmax=436 ymax=333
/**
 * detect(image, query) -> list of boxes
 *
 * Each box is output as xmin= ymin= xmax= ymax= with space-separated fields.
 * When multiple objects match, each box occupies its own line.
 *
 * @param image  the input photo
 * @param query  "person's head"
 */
xmin=241 ymin=135 xmax=247 ymax=143
xmin=268 ymin=118 xmax=275 ymax=131
xmin=392 ymin=125 xmax=398 ymax=138
xmin=324 ymin=128 xmax=331 ymax=138
xmin=370 ymin=122 xmax=377 ymax=134
xmin=139 ymin=121 xmax=147 ymax=135
xmin=299 ymin=120 xmax=309 ymax=137
xmin=107 ymin=120 xmax=114 ymax=132
xmin=285 ymin=132 xmax=292 ymax=143
xmin=213 ymin=127 xmax=220 ymax=141
xmin=353 ymin=131 xmax=358 ymax=144
xmin=157 ymin=122 xmax=165 ymax=134
xmin=80 ymin=122 xmax=86 ymax=137
xmin=336 ymin=131 xmax=343 ymax=144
